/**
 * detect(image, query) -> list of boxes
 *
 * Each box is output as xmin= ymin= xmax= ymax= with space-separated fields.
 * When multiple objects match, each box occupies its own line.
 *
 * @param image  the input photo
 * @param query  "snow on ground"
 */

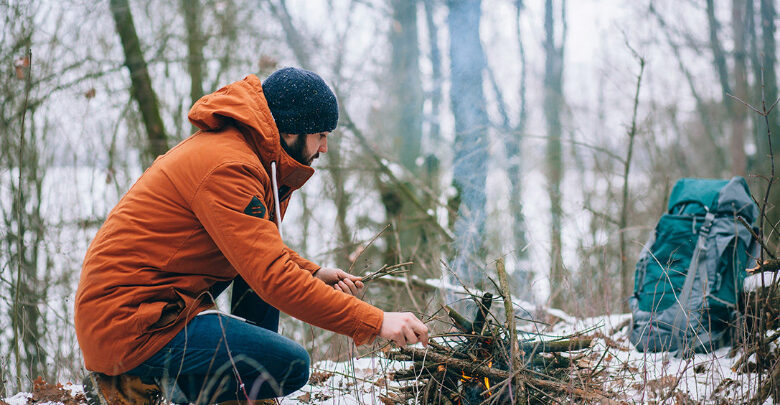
xmin=279 ymin=357 xmax=411 ymax=405
xmin=745 ymin=271 xmax=780 ymax=291
xmin=3 ymin=313 xmax=773 ymax=404
xmin=549 ymin=314 xmax=767 ymax=403
xmin=2 ymin=393 xmax=32 ymax=405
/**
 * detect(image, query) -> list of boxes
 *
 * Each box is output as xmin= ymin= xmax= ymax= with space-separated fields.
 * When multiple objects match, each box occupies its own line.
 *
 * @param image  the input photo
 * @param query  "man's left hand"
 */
xmin=313 ymin=267 xmax=365 ymax=297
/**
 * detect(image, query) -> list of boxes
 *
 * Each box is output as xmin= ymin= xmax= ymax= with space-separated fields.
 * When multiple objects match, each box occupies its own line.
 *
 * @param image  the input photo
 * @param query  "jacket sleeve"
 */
xmin=284 ymin=247 xmax=320 ymax=274
xmin=190 ymin=162 xmax=382 ymax=344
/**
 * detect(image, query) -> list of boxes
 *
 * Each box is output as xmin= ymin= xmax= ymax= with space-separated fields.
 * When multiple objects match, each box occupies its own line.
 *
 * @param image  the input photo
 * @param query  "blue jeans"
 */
xmin=127 ymin=279 xmax=309 ymax=403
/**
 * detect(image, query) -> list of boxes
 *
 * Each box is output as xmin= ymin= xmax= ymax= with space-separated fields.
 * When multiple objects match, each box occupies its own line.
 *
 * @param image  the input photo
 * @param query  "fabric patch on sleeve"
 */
xmin=243 ymin=196 xmax=267 ymax=219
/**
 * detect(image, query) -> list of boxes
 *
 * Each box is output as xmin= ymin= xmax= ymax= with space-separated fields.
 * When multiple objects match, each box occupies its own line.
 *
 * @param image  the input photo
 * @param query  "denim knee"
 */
xmin=280 ymin=344 xmax=310 ymax=394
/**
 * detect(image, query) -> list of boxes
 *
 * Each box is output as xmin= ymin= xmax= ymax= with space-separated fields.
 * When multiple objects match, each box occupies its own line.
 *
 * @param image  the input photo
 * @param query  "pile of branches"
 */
xmin=389 ymin=292 xmax=608 ymax=404
xmin=734 ymin=263 xmax=780 ymax=402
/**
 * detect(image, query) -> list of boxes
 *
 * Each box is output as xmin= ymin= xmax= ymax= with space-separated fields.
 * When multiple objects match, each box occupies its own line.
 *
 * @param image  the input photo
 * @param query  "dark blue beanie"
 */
xmin=261 ymin=67 xmax=339 ymax=134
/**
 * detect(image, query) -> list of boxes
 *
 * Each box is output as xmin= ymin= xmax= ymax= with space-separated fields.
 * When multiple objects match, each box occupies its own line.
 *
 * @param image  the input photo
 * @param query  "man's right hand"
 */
xmin=379 ymin=312 xmax=429 ymax=347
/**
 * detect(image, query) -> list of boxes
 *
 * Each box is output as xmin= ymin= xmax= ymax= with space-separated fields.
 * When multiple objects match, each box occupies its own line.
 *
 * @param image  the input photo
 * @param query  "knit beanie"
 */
xmin=261 ymin=67 xmax=339 ymax=134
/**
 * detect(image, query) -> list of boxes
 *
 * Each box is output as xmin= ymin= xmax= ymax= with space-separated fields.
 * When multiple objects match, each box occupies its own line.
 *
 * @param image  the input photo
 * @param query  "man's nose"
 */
xmin=319 ymin=138 xmax=328 ymax=153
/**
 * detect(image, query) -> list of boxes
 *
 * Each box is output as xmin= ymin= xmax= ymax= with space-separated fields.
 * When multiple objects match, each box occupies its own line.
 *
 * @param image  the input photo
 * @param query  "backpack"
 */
xmin=629 ymin=177 xmax=758 ymax=354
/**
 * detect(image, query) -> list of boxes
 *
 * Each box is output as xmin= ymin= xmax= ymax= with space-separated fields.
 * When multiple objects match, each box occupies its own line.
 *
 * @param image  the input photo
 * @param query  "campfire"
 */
xmin=389 ymin=288 xmax=608 ymax=404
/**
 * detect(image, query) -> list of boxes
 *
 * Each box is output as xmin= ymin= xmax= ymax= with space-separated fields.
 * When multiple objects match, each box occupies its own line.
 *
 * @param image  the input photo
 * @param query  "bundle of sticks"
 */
xmin=389 ymin=293 xmax=607 ymax=404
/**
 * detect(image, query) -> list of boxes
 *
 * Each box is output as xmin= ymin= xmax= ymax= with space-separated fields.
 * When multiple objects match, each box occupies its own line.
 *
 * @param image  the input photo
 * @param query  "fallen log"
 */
xmin=519 ymin=337 xmax=593 ymax=354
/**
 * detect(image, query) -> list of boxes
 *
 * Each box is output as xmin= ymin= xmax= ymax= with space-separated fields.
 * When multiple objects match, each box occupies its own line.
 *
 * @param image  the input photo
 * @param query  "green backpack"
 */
xmin=629 ymin=177 xmax=758 ymax=354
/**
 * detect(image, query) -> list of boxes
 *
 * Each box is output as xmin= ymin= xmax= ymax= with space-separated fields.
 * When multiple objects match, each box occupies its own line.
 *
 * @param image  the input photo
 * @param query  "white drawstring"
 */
xmin=270 ymin=161 xmax=283 ymax=240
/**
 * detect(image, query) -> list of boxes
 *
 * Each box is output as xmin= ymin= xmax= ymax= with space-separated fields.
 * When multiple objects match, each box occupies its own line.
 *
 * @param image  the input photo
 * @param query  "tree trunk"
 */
xmin=707 ymin=0 xmax=745 ymax=176
xmin=761 ymin=0 xmax=780 ymax=232
xmin=732 ymin=0 xmax=748 ymax=176
xmin=391 ymin=0 xmax=423 ymax=171
xmin=747 ymin=0 xmax=763 ymax=174
xmin=509 ymin=0 xmax=529 ymax=298
xmin=182 ymin=0 xmax=204 ymax=107
xmin=109 ymin=0 xmax=168 ymax=164
xmin=448 ymin=0 xmax=489 ymax=293
xmin=382 ymin=0 xmax=438 ymax=275
xmin=544 ymin=0 xmax=566 ymax=309
xmin=329 ymin=135 xmax=353 ymax=270
xmin=423 ymin=0 xmax=443 ymax=145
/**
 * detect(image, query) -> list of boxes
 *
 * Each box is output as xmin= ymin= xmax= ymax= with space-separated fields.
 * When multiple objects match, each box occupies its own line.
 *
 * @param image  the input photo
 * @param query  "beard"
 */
xmin=281 ymin=134 xmax=318 ymax=166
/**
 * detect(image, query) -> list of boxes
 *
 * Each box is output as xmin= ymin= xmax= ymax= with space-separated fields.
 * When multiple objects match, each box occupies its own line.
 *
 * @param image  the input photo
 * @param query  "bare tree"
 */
xmin=109 ymin=0 xmax=168 ymax=165
xmin=706 ymin=0 xmax=747 ymax=176
xmin=731 ymin=0 xmax=748 ymax=177
xmin=760 ymin=0 xmax=780 ymax=230
xmin=544 ymin=0 xmax=566 ymax=309
xmin=508 ymin=0 xmax=530 ymax=297
xmin=390 ymin=0 xmax=423 ymax=171
xmin=0 ymin=3 xmax=48 ymax=390
xmin=423 ymin=0 xmax=443 ymax=146
xmin=182 ymin=0 xmax=205 ymax=107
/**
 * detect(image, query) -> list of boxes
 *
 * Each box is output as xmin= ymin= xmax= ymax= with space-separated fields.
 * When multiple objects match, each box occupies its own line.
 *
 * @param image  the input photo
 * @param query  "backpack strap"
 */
xmin=672 ymin=212 xmax=715 ymax=354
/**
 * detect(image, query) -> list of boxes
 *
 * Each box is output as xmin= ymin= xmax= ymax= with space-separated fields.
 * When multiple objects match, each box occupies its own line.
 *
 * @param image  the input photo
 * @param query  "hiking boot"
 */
xmin=83 ymin=371 xmax=162 ymax=405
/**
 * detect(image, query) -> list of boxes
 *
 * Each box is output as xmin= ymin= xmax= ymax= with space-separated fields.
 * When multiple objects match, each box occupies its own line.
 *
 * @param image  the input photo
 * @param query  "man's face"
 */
xmin=280 ymin=132 xmax=329 ymax=166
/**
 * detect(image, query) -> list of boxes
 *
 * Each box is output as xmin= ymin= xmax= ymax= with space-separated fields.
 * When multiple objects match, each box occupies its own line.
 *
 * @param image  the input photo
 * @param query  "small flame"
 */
xmin=484 ymin=361 xmax=492 ymax=395
xmin=460 ymin=361 xmax=493 ymax=397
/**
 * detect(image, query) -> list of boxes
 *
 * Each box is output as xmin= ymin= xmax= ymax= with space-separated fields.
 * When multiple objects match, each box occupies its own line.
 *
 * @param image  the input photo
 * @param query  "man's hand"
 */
xmin=313 ymin=267 xmax=365 ymax=297
xmin=379 ymin=312 xmax=429 ymax=347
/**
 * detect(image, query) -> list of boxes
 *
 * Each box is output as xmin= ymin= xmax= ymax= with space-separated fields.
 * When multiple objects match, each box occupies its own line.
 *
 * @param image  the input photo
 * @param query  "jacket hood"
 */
xmin=188 ymin=74 xmax=314 ymax=190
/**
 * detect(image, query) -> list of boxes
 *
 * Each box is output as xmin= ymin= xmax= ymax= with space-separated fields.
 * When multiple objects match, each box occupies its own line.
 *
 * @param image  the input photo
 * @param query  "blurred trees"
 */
xmin=0 ymin=0 xmax=778 ymax=392
xmin=1 ymin=1 xmax=50 ymax=393
xmin=109 ymin=0 xmax=169 ymax=166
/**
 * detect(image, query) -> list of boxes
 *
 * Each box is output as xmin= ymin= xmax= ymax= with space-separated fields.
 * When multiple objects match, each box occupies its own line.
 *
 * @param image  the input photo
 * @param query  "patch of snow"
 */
xmin=3 ymin=392 xmax=32 ymax=405
xmin=61 ymin=383 xmax=84 ymax=398
xmin=744 ymin=271 xmax=779 ymax=291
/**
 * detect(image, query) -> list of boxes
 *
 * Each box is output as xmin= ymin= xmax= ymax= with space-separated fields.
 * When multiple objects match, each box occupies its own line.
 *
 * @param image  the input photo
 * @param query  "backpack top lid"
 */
xmin=668 ymin=176 xmax=758 ymax=223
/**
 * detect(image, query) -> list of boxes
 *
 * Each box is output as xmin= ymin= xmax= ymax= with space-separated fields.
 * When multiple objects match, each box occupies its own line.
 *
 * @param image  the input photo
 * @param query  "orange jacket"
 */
xmin=74 ymin=75 xmax=384 ymax=375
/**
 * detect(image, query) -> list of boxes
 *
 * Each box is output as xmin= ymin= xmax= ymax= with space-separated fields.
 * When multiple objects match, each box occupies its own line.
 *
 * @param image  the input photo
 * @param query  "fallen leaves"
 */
xmin=308 ymin=371 xmax=333 ymax=385
xmin=30 ymin=377 xmax=84 ymax=405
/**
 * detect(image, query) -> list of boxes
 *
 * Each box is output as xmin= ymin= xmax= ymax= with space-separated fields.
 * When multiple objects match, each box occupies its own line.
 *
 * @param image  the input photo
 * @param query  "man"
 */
xmin=75 ymin=67 xmax=428 ymax=405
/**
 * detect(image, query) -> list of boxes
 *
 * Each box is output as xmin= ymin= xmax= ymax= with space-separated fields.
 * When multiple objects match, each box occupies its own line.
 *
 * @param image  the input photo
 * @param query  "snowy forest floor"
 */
xmin=2 ymin=309 xmax=776 ymax=405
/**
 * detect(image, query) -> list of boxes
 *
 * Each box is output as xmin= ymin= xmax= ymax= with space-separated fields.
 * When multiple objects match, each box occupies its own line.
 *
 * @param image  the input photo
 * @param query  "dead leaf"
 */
xmin=309 ymin=371 xmax=333 ymax=385
xmin=85 ymin=88 xmax=96 ymax=99
xmin=14 ymin=56 xmax=30 ymax=80
xmin=379 ymin=393 xmax=400 ymax=404
xmin=295 ymin=392 xmax=311 ymax=403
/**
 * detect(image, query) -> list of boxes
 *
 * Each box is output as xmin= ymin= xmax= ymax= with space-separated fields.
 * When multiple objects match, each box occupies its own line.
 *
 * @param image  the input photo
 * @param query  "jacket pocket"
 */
xmin=135 ymin=288 xmax=187 ymax=334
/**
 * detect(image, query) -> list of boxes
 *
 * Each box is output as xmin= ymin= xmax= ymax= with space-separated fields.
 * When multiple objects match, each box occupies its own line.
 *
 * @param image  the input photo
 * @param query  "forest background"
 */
xmin=0 ymin=0 xmax=778 ymax=395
